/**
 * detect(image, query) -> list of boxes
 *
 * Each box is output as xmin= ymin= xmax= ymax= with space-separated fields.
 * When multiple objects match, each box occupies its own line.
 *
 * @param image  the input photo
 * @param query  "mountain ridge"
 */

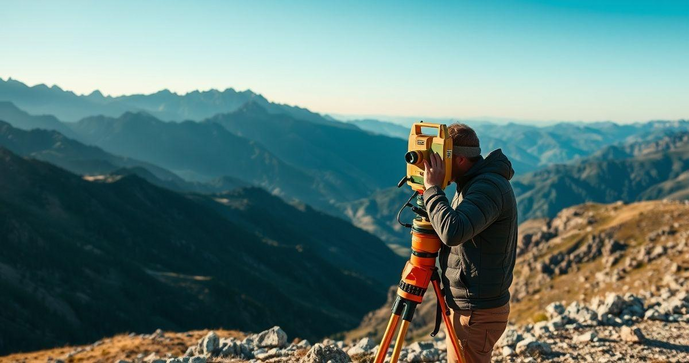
xmin=0 ymin=148 xmax=402 ymax=354
xmin=0 ymin=77 xmax=353 ymax=126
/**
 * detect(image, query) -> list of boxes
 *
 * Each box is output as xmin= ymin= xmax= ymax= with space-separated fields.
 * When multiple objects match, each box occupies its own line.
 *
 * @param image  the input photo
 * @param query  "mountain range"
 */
xmin=2 ymin=84 xmax=688 ymax=247
xmin=0 ymin=77 xmax=349 ymax=125
xmin=0 ymin=97 xmax=407 ymax=211
xmin=0 ymin=119 xmax=177 ymax=180
xmin=351 ymin=117 xmax=689 ymax=174
xmin=514 ymin=131 xmax=689 ymax=220
xmin=0 ymin=148 xmax=403 ymax=354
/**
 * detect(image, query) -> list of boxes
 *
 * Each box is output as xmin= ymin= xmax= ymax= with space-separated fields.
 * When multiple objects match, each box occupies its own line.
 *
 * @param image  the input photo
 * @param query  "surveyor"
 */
xmin=422 ymin=123 xmax=518 ymax=363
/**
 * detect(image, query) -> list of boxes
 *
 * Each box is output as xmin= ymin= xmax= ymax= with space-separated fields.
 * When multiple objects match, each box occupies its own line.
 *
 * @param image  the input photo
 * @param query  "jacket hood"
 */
xmin=457 ymin=148 xmax=514 ymax=187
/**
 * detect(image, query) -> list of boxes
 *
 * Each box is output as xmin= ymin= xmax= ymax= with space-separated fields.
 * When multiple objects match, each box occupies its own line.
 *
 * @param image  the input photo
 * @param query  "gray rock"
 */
xmin=346 ymin=337 xmax=376 ymax=356
xmin=255 ymin=326 xmax=288 ymax=348
xmin=218 ymin=337 xmax=241 ymax=357
xmin=573 ymin=331 xmax=597 ymax=343
xmin=644 ymin=308 xmax=668 ymax=321
xmin=533 ymin=321 xmax=551 ymax=337
xmin=598 ymin=293 xmax=625 ymax=316
xmin=516 ymin=339 xmax=552 ymax=356
xmin=302 ymin=343 xmax=351 ymax=363
xmin=240 ymin=342 xmax=254 ymax=359
xmin=407 ymin=341 xmax=435 ymax=352
xmin=144 ymin=353 xmax=165 ymax=363
xmin=254 ymin=347 xmax=281 ymax=360
xmin=297 ymin=339 xmax=312 ymax=349
xmin=546 ymin=302 xmax=566 ymax=318
xmin=497 ymin=328 xmax=523 ymax=347
xmin=407 ymin=348 xmax=440 ymax=362
xmin=183 ymin=346 xmax=196 ymax=357
xmin=188 ymin=357 xmax=206 ymax=363
xmin=565 ymin=301 xmax=599 ymax=325
xmin=620 ymin=326 xmax=645 ymax=343
xmin=502 ymin=346 xmax=516 ymax=357
xmin=547 ymin=316 xmax=566 ymax=330
xmin=199 ymin=331 xmax=219 ymax=355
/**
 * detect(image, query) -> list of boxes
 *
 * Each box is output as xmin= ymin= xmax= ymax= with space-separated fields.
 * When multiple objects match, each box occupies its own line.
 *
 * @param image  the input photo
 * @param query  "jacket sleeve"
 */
xmin=422 ymin=179 xmax=503 ymax=247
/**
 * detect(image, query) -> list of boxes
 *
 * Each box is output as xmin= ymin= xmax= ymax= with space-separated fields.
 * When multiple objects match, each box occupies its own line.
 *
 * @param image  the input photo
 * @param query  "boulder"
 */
xmin=547 ymin=316 xmax=566 ymax=330
xmin=407 ymin=348 xmax=440 ymax=362
xmin=255 ymin=326 xmax=288 ymax=348
xmin=598 ymin=293 xmax=625 ymax=316
xmin=346 ymin=337 xmax=376 ymax=356
xmin=516 ymin=339 xmax=552 ymax=356
xmin=573 ymin=331 xmax=597 ymax=343
xmin=545 ymin=302 xmax=565 ymax=318
xmin=565 ymin=301 xmax=599 ymax=325
xmin=302 ymin=343 xmax=351 ymax=363
xmin=254 ymin=347 xmax=281 ymax=360
xmin=644 ymin=308 xmax=668 ymax=321
xmin=183 ymin=347 xmax=196 ymax=357
xmin=407 ymin=341 xmax=435 ymax=352
xmin=620 ymin=326 xmax=645 ymax=343
xmin=534 ymin=321 xmax=552 ymax=337
xmin=502 ymin=346 xmax=516 ymax=357
xmin=199 ymin=331 xmax=219 ymax=355
xmin=296 ymin=339 xmax=312 ymax=349
xmin=218 ymin=337 xmax=241 ymax=357
xmin=497 ymin=328 xmax=523 ymax=347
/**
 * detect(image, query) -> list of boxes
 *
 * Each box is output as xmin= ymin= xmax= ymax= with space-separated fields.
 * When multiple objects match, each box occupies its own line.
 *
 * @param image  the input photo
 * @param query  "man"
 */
xmin=422 ymin=123 xmax=517 ymax=363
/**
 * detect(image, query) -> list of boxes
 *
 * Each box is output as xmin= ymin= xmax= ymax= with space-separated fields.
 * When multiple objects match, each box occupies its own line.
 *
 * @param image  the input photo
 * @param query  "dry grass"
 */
xmin=0 ymin=330 xmax=244 ymax=363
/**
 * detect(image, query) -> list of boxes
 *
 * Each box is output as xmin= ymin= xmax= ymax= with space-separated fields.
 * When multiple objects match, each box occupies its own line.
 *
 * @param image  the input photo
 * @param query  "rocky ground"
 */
xmin=8 ymin=280 xmax=685 ymax=363
xmin=2 ymin=200 xmax=689 ymax=363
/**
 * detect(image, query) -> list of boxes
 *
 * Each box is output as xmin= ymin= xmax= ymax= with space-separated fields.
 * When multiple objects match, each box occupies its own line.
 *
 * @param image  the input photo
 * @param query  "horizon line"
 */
xmin=2 ymin=76 xmax=687 ymax=126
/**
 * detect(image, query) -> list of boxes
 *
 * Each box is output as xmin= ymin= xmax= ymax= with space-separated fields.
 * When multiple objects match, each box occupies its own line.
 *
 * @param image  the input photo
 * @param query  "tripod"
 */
xmin=374 ymin=193 xmax=465 ymax=363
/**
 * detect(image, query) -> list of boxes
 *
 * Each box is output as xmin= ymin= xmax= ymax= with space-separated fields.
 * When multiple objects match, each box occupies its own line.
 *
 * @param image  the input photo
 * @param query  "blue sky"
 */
xmin=1 ymin=0 xmax=687 ymax=123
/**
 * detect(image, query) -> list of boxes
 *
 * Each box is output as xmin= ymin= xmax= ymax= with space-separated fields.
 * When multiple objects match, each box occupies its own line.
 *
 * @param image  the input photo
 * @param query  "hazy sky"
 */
xmin=2 ymin=0 xmax=688 ymax=123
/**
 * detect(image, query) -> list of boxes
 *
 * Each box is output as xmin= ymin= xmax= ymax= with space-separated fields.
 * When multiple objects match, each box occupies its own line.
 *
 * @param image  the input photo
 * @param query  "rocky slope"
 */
xmin=6 ymin=277 xmax=686 ymax=363
xmin=344 ymin=199 xmax=689 ymax=361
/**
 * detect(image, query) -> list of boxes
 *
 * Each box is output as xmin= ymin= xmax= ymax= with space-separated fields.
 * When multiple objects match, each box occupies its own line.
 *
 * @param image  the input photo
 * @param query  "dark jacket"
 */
xmin=422 ymin=149 xmax=518 ymax=310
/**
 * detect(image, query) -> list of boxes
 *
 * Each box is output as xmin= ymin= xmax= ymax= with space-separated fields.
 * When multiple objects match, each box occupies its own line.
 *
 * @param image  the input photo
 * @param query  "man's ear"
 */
xmin=454 ymin=155 xmax=466 ymax=168
xmin=452 ymin=155 xmax=464 ymax=176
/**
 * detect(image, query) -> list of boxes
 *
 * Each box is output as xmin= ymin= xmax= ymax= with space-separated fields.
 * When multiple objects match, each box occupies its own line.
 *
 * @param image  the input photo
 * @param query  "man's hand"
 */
xmin=423 ymin=152 xmax=445 ymax=190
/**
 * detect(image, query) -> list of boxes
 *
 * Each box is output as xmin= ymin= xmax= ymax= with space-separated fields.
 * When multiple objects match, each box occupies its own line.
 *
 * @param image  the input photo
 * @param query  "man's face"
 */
xmin=451 ymin=155 xmax=470 ymax=181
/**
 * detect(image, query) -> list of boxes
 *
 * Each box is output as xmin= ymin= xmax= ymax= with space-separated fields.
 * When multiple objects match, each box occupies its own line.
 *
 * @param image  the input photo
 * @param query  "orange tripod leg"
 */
xmin=374 ymin=313 xmax=401 ymax=363
xmin=432 ymin=279 xmax=465 ymax=363
xmin=390 ymin=319 xmax=410 ymax=363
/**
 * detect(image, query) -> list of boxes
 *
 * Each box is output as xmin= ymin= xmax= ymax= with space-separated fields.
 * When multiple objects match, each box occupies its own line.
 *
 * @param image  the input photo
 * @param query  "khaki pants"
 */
xmin=446 ymin=303 xmax=510 ymax=363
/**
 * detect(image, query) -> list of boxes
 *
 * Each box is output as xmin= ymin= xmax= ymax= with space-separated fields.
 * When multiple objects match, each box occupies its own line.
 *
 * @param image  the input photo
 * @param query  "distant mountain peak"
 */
xmin=236 ymin=101 xmax=270 ymax=115
xmin=0 ymin=101 xmax=20 ymax=109
xmin=87 ymin=90 xmax=105 ymax=99
xmin=150 ymin=89 xmax=175 ymax=97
